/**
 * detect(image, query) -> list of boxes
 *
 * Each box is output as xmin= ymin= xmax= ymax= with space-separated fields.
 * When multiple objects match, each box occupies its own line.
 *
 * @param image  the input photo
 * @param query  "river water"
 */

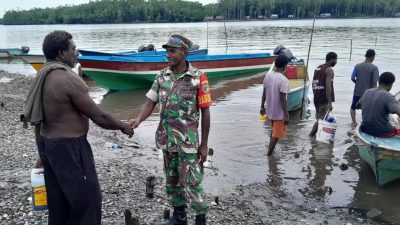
xmin=1 ymin=18 xmax=400 ymax=223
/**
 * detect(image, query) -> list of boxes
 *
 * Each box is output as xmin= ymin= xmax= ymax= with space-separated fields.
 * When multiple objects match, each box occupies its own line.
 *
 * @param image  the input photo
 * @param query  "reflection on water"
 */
xmin=1 ymin=18 xmax=400 ymax=223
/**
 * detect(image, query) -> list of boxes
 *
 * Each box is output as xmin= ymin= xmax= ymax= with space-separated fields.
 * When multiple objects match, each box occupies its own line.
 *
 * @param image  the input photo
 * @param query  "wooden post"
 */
xmin=224 ymin=21 xmax=228 ymax=53
xmin=349 ymin=39 xmax=352 ymax=61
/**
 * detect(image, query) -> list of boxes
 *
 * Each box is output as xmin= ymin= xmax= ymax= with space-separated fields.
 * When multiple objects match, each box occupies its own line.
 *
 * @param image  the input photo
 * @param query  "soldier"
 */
xmin=129 ymin=34 xmax=211 ymax=225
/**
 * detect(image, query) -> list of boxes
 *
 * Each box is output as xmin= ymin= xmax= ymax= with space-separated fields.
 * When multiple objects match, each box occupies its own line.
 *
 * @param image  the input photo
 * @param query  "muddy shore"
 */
xmin=0 ymin=71 xmax=385 ymax=225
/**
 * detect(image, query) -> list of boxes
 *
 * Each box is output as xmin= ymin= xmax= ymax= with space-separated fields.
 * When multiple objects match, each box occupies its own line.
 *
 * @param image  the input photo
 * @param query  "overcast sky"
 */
xmin=0 ymin=0 xmax=217 ymax=17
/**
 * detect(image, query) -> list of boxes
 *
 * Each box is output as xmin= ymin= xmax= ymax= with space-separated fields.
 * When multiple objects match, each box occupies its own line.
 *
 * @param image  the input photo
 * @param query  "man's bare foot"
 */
xmin=351 ymin=121 xmax=358 ymax=127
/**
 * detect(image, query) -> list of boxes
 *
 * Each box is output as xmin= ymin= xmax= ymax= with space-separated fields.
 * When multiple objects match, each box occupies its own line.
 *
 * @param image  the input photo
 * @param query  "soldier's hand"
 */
xmin=197 ymin=144 xmax=208 ymax=166
xmin=128 ymin=118 xmax=140 ymax=129
xmin=121 ymin=123 xmax=134 ymax=138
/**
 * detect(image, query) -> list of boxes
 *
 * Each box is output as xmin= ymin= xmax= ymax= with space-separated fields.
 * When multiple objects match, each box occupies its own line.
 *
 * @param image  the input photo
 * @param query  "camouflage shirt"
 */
xmin=146 ymin=62 xmax=212 ymax=153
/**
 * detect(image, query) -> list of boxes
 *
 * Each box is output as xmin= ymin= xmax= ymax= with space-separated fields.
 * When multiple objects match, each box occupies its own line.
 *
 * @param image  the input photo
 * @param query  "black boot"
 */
xmin=194 ymin=214 xmax=206 ymax=225
xmin=160 ymin=206 xmax=188 ymax=225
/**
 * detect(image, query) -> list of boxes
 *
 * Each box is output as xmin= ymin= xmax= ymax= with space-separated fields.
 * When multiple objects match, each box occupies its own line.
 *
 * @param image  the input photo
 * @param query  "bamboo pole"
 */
xmin=300 ymin=0 xmax=319 ymax=118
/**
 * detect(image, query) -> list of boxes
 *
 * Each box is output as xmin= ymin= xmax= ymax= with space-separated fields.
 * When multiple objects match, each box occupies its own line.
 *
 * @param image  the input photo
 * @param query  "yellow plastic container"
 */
xmin=259 ymin=114 xmax=267 ymax=121
xmin=31 ymin=168 xmax=48 ymax=211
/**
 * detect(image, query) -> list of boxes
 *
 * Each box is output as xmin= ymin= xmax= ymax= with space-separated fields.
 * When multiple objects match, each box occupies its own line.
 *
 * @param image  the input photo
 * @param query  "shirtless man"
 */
xmin=24 ymin=31 xmax=133 ymax=225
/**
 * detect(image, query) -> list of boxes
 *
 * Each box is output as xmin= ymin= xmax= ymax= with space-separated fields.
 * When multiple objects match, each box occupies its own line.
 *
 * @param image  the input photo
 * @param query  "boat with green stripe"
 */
xmin=79 ymin=53 xmax=276 ymax=90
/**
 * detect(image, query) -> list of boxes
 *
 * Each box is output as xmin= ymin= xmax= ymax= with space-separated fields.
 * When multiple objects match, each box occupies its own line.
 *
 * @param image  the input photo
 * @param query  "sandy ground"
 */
xmin=0 ymin=71 xmax=386 ymax=225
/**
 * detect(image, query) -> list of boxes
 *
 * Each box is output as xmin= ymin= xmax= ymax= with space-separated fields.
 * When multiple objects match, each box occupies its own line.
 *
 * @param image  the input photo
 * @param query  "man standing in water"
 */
xmin=350 ymin=49 xmax=379 ymax=125
xmin=129 ymin=35 xmax=211 ymax=225
xmin=309 ymin=52 xmax=337 ymax=137
xmin=22 ymin=30 xmax=134 ymax=225
xmin=260 ymin=54 xmax=291 ymax=156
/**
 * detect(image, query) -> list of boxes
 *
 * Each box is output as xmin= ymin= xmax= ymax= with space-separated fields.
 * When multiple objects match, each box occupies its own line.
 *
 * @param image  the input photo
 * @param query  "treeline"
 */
xmin=2 ymin=0 xmax=400 ymax=25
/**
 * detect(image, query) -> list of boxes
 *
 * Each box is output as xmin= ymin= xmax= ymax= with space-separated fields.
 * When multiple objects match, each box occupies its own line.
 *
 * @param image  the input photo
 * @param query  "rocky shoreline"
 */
xmin=0 ymin=71 xmax=384 ymax=225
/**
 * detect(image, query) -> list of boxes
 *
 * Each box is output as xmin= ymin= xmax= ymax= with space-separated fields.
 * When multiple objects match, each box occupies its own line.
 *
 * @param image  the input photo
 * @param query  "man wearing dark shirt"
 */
xmin=309 ymin=52 xmax=337 ymax=137
xmin=356 ymin=72 xmax=400 ymax=137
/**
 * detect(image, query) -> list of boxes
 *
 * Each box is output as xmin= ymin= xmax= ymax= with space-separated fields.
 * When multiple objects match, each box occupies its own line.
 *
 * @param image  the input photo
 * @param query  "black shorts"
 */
xmin=351 ymin=95 xmax=361 ymax=110
xmin=38 ymin=135 xmax=102 ymax=225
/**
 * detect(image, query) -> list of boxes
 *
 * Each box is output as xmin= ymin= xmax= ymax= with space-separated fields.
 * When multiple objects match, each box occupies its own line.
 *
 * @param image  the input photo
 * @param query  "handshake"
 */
xmin=120 ymin=118 xmax=141 ymax=138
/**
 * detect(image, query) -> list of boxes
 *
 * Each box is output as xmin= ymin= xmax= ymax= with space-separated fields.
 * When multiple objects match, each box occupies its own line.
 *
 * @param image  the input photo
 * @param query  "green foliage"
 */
xmin=1 ymin=0 xmax=399 ymax=25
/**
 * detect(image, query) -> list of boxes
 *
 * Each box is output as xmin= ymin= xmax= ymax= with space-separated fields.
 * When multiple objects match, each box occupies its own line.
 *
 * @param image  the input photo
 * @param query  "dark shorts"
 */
xmin=351 ymin=95 xmax=361 ymax=110
xmin=315 ymin=104 xmax=330 ymax=120
xmin=38 ymin=135 xmax=101 ymax=225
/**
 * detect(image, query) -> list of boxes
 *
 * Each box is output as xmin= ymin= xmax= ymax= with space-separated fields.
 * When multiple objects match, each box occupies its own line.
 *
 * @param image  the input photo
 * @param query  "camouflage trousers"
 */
xmin=163 ymin=151 xmax=208 ymax=215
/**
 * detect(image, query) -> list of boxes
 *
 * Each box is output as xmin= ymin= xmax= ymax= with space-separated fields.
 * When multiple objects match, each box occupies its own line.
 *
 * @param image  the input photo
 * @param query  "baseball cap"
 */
xmin=365 ymin=49 xmax=376 ymax=57
xmin=162 ymin=35 xmax=192 ymax=52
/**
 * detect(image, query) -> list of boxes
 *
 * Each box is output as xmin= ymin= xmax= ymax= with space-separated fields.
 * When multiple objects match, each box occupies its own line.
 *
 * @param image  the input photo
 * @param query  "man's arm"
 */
xmin=198 ymin=107 xmax=210 ymax=165
xmin=351 ymin=68 xmax=357 ymax=83
xmin=371 ymin=66 xmax=379 ymax=88
xmin=260 ymin=88 xmax=266 ymax=115
xmin=279 ymin=92 xmax=289 ymax=124
xmin=325 ymin=67 xmax=334 ymax=110
xmin=66 ymin=75 xmax=133 ymax=136
xmin=128 ymin=99 xmax=157 ymax=128
xmin=34 ymin=124 xmax=44 ymax=168
xmin=355 ymin=99 xmax=362 ymax=110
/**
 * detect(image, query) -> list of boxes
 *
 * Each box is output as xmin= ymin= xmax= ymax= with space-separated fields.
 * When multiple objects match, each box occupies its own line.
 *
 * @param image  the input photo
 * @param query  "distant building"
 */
xmin=215 ymin=16 xmax=224 ymax=20
xmin=288 ymin=15 xmax=294 ymax=19
xmin=395 ymin=13 xmax=400 ymax=17
xmin=320 ymin=13 xmax=332 ymax=18
xmin=258 ymin=15 xmax=265 ymax=19
xmin=204 ymin=16 xmax=213 ymax=21
xmin=271 ymin=14 xmax=278 ymax=19
xmin=245 ymin=16 xmax=250 ymax=20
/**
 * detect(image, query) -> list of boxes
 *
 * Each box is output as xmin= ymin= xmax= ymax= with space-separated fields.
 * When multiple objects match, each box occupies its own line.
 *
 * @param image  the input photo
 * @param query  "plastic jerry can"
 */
xmin=31 ymin=168 xmax=48 ymax=211
xmin=296 ymin=66 xmax=306 ymax=79
xmin=286 ymin=65 xmax=297 ymax=79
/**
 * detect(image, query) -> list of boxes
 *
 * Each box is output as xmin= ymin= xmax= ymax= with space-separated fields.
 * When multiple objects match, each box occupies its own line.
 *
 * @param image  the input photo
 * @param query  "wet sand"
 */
xmin=0 ymin=71 xmax=387 ymax=225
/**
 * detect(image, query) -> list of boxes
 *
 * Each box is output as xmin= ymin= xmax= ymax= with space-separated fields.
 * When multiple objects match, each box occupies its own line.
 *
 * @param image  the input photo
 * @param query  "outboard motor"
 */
xmin=190 ymin=43 xmax=200 ymax=51
xmin=138 ymin=44 xmax=155 ymax=52
xmin=273 ymin=44 xmax=294 ymax=61
xmin=21 ymin=46 xmax=30 ymax=54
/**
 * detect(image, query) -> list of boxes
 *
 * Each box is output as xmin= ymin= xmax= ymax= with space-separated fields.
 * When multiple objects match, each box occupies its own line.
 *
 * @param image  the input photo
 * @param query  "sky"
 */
xmin=0 ymin=0 xmax=218 ymax=17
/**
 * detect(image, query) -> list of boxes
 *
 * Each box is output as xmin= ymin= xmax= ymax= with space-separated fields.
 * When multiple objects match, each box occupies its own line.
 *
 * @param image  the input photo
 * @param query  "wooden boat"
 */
xmin=356 ymin=126 xmax=400 ymax=186
xmin=355 ymin=91 xmax=400 ymax=186
xmin=267 ymin=59 xmax=310 ymax=111
xmin=0 ymin=46 xmax=30 ymax=59
xmin=18 ymin=54 xmax=46 ymax=72
xmin=78 ymin=53 xmax=276 ymax=90
xmin=20 ymin=49 xmax=208 ymax=72
xmin=78 ymin=48 xmax=208 ymax=57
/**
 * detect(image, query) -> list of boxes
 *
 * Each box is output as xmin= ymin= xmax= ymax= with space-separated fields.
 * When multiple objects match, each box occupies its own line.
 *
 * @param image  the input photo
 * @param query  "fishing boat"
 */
xmin=268 ymin=59 xmax=310 ymax=111
xmin=355 ymin=91 xmax=400 ymax=186
xmin=18 ymin=54 xmax=46 ymax=72
xmin=19 ymin=49 xmax=208 ymax=72
xmin=0 ymin=46 xmax=30 ymax=59
xmin=78 ymin=48 xmax=208 ymax=57
xmin=356 ymin=127 xmax=400 ymax=186
xmin=78 ymin=53 xmax=276 ymax=90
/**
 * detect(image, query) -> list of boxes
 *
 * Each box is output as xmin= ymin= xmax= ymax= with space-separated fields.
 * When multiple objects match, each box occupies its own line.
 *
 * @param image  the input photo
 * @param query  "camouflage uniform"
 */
xmin=146 ymin=63 xmax=211 ymax=215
